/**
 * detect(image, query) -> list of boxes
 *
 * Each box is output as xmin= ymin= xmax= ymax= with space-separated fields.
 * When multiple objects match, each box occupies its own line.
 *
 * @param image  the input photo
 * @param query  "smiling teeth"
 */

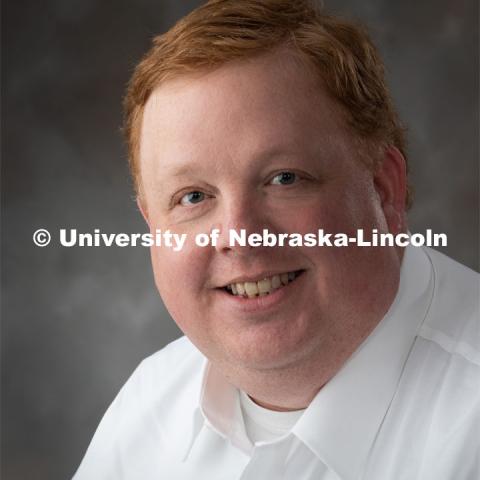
xmin=244 ymin=282 xmax=258 ymax=297
xmin=226 ymin=271 xmax=301 ymax=298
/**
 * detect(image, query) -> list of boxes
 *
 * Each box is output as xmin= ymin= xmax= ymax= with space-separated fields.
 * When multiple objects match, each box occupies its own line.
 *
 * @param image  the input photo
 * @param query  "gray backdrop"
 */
xmin=2 ymin=0 xmax=478 ymax=479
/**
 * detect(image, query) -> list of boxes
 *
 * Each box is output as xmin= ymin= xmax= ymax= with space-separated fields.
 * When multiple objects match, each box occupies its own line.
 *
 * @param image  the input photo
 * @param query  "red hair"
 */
xmin=124 ymin=0 xmax=411 ymax=207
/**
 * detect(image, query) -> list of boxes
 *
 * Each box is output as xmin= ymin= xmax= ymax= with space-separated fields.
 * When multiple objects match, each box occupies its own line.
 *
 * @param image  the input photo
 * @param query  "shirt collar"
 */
xmin=293 ymin=245 xmax=435 ymax=479
xmin=180 ymin=358 xmax=253 ymax=461
xmin=182 ymin=245 xmax=435 ymax=476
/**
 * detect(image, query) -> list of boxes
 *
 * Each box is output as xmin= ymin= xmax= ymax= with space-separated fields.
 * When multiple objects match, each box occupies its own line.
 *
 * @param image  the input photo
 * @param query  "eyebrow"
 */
xmin=169 ymin=164 xmax=200 ymax=178
xmin=163 ymin=146 xmax=302 ymax=179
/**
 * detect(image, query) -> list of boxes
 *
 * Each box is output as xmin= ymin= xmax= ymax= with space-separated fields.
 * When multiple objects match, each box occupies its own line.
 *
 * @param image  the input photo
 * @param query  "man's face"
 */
xmin=139 ymin=50 xmax=402 ymax=373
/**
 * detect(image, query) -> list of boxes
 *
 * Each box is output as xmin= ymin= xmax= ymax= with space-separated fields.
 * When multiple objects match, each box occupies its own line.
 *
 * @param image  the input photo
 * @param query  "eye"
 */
xmin=180 ymin=191 xmax=205 ymax=206
xmin=270 ymin=171 xmax=297 ymax=185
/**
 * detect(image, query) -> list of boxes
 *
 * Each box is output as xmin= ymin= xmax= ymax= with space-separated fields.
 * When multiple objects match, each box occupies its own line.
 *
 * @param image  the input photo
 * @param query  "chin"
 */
xmin=219 ymin=329 xmax=318 ymax=372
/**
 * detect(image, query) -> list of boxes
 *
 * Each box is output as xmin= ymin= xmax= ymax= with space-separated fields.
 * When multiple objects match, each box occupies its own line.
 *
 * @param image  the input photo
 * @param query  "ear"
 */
xmin=137 ymin=196 xmax=150 ymax=227
xmin=373 ymin=146 xmax=407 ymax=234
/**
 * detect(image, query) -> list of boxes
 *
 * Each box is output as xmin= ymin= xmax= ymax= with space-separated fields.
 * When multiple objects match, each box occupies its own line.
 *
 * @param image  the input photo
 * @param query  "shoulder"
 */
xmin=121 ymin=335 xmax=206 ymax=406
xmin=425 ymin=246 xmax=479 ymax=307
xmin=73 ymin=337 xmax=206 ymax=479
xmin=138 ymin=335 xmax=204 ymax=378
xmin=420 ymin=247 xmax=480 ymax=363
xmin=373 ymin=249 xmax=480 ymax=477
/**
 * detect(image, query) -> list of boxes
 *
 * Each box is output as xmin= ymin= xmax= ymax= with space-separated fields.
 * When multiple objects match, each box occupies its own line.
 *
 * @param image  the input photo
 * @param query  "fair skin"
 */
xmin=138 ymin=49 xmax=407 ymax=411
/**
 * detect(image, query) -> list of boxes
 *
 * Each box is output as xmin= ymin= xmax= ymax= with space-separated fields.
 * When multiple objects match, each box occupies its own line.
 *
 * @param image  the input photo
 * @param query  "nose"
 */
xmin=212 ymin=193 xmax=273 ymax=256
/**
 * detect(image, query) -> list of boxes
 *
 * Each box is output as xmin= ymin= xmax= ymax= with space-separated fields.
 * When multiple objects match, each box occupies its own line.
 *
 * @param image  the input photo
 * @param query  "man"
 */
xmin=74 ymin=1 xmax=479 ymax=479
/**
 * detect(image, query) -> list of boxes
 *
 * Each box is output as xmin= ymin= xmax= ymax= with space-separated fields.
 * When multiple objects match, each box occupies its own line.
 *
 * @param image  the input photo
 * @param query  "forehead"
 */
xmin=139 ymin=49 xmax=352 ymax=179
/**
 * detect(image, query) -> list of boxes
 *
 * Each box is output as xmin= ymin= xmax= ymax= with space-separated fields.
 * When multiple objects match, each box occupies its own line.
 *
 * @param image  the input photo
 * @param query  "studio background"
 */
xmin=2 ymin=0 xmax=478 ymax=479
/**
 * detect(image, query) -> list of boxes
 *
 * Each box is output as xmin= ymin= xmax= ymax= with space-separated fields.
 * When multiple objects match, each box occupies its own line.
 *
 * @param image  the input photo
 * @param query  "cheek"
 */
xmin=149 ymin=244 xmax=218 ymax=349
xmin=149 ymin=244 xmax=208 ymax=311
xmin=322 ymin=183 xmax=387 ymax=235
xmin=278 ymin=199 xmax=362 ymax=237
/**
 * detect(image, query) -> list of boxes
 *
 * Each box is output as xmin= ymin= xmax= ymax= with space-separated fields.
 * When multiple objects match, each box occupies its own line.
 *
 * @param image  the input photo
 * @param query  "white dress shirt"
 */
xmin=73 ymin=246 xmax=480 ymax=480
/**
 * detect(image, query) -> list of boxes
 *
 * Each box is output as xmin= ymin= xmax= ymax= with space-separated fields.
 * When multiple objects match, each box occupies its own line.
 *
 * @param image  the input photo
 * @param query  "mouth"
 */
xmin=220 ymin=270 xmax=305 ymax=298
